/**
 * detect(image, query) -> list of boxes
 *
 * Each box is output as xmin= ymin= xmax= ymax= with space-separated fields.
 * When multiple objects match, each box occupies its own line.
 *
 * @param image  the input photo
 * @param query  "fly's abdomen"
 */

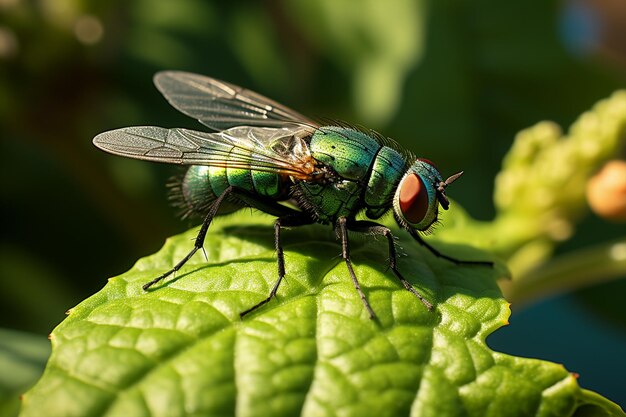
xmin=251 ymin=170 xmax=283 ymax=198
xmin=225 ymin=161 xmax=285 ymax=199
xmin=176 ymin=164 xmax=286 ymax=217
xmin=179 ymin=165 xmax=235 ymax=216
xmin=174 ymin=166 xmax=228 ymax=216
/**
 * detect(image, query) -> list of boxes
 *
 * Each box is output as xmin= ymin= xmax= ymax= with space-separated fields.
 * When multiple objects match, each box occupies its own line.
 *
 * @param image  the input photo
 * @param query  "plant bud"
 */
xmin=586 ymin=160 xmax=626 ymax=221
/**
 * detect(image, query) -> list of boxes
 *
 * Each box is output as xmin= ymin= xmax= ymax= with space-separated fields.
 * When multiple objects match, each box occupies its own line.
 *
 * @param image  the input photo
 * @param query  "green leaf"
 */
xmin=0 ymin=329 xmax=50 ymax=417
xmin=21 ymin=214 xmax=623 ymax=417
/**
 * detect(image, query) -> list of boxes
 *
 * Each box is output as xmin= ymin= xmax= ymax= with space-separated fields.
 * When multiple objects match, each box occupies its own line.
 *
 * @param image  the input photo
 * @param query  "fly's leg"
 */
xmin=239 ymin=213 xmax=314 ymax=318
xmin=350 ymin=221 xmax=433 ymax=310
xmin=142 ymin=186 xmax=235 ymax=290
xmin=337 ymin=217 xmax=377 ymax=320
xmin=407 ymin=228 xmax=493 ymax=267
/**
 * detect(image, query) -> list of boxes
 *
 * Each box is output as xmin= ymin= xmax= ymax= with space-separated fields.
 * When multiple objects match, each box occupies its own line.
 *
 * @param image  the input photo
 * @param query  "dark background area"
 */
xmin=1 ymin=0 xmax=625 ymax=407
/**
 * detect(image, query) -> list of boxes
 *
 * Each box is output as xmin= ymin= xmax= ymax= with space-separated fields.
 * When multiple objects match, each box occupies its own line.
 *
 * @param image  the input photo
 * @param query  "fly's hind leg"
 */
xmin=239 ymin=212 xmax=314 ymax=318
xmin=349 ymin=220 xmax=433 ymax=311
xmin=143 ymin=178 xmax=316 ymax=317
xmin=143 ymin=186 xmax=236 ymax=290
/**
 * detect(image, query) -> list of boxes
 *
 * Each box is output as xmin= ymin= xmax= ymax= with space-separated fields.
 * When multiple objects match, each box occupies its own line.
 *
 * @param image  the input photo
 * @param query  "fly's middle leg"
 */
xmin=337 ymin=217 xmax=377 ymax=320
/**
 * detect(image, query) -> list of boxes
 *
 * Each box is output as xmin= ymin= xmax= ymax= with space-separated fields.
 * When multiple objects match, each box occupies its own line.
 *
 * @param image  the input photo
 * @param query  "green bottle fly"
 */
xmin=93 ymin=71 xmax=491 ymax=319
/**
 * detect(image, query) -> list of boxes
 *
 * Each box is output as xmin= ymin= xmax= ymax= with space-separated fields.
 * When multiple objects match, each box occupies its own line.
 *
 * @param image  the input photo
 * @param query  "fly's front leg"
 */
xmin=407 ymin=228 xmax=493 ymax=267
xmin=350 ymin=221 xmax=433 ymax=310
xmin=239 ymin=213 xmax=314 ymax=318
xmin=337 ymin=217 xmax=377 ymax=320
xmin=143 ymin=186 xmax=235 ymax=290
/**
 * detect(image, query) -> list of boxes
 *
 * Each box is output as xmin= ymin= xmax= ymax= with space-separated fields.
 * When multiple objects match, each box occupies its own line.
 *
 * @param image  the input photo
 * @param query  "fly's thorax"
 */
xmin=309 ymin=127 xmax=380 ymax=181
xmin=305 ymin=126 xmax=409 ymax=221
xmin=393 ymin=160 xmax=444 ymax=231
xmin=364 ymin=146 xmax=406 ymax=219
xmin=295 ymin=179 xmax=362 ymax=224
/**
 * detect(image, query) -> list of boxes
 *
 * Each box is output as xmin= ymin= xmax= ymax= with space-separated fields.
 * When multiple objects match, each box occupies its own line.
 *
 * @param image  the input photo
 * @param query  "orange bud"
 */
xmin=586 ymin=160 xmax=626 ymax=221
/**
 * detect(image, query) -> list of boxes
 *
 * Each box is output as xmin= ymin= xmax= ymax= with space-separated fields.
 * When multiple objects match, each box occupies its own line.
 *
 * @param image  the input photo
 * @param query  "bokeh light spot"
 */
xmin=74 ymin=15 xmax=104 ymax=45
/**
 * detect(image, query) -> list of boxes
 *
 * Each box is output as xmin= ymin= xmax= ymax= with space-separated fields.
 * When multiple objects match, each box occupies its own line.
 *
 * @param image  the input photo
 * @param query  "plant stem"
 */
xmin=502 ymin=238 xmax=626 ymax=306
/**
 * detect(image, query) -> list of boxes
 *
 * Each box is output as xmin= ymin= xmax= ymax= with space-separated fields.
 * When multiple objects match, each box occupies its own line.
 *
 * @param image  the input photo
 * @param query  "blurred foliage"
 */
xmin=1 ymin=0 xmax=625 ymax=413
xmin=435 ymin=90 xmax=626 ymax=296
xmin=0 ymin=329 xmax=50 ymax=417
xmin=286 ymin=0 xmax=427 ymax=124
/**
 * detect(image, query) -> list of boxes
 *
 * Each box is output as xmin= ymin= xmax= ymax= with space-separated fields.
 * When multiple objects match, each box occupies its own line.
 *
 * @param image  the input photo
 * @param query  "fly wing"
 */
xmin=93 ymin=125 xmax=317 ymax=180
xmin=154 ymin=71 xmax=318 ymax=131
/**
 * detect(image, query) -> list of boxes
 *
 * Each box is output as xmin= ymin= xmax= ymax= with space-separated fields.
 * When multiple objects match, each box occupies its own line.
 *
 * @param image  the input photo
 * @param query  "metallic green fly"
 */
xmin=93 ymin=71 xmax=491 ymax=319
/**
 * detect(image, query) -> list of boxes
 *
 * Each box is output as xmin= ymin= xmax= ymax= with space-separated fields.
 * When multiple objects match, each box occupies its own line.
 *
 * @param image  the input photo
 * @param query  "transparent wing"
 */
xmin=153 ymin=71 xmax=318 ymax=131
xmin=93 ymin=125 xmax=317 ymax=179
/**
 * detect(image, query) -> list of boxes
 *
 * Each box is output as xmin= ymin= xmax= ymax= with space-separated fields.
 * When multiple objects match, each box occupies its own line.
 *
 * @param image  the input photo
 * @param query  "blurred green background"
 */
xmin=1 ymin=0 xmax=625 ymax=409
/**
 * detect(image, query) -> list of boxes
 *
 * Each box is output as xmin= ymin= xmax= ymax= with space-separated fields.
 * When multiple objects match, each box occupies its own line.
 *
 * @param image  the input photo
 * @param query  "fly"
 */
xmin=93 ymin=71 xmax=492 ymax=320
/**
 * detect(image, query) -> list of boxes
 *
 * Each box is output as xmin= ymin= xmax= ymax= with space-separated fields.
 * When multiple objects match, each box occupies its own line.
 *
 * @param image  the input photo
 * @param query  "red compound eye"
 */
xmin=417 ymin=158 xmax=437 ymax=169
xmin=399 ymin=173 xmax=429 ymax=224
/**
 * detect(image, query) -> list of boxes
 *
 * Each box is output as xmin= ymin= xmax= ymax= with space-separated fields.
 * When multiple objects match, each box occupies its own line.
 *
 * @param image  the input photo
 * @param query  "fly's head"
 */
xmin=393 ymin=158 xmax=463 ymax=233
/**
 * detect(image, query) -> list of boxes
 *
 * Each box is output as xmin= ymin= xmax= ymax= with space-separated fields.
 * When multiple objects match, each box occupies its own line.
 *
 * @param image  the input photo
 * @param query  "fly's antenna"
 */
xmin=436 ymin=171 xmax=463 ymax=210
xmin=444 ymin=171 xmax=464 ymax=186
